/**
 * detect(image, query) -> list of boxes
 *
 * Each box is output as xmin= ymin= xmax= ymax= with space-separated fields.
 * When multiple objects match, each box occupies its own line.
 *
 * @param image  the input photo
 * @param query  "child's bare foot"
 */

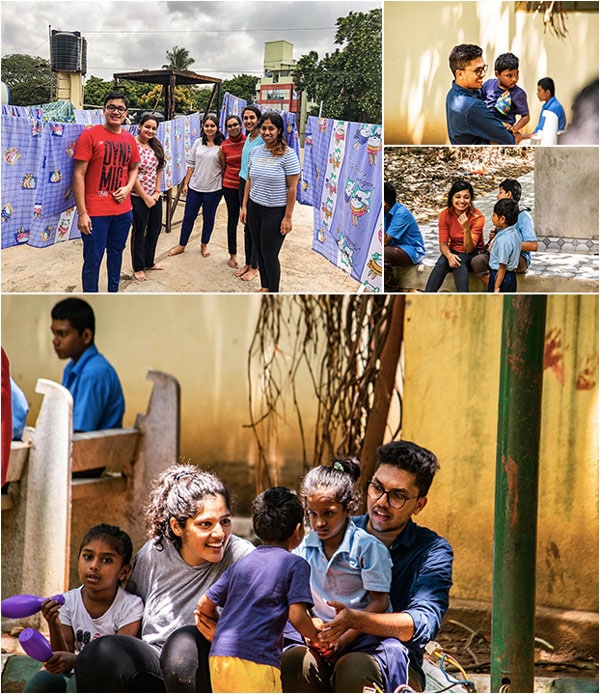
xmin=168 ymin=245 xmax=185 ymax=256
xmin=134 ymin=271 xmax=147 ymax=282
xmin=149 ymin=263 xmax=164 ymax=270
xmin=228 ymin=255 xmax=238 ymax=268
xmin=201 ymin=244 xmax=210 ymax=258
xmin=241 ymin=268 xmax=259 ymax=282
xmin=258 ymin=287 xmax=270 ymax=293
xmin=234 ymin=264 xmax=250 ymax=277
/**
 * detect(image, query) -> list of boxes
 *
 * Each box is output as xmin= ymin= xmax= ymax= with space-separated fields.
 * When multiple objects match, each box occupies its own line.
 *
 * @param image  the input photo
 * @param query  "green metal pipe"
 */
xmin=491 ymin=296 xmax=547 ymax=693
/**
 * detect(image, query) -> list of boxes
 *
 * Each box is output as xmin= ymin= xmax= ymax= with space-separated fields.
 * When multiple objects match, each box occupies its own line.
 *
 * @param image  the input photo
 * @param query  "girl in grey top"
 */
xmin=74 ymin=464 xmax=254 ymax=692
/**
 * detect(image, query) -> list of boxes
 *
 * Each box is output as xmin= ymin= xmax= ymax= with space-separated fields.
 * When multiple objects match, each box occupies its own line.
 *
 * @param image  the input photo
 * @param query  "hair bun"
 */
xmin=331 ymin=457 xmax=361 ymax=482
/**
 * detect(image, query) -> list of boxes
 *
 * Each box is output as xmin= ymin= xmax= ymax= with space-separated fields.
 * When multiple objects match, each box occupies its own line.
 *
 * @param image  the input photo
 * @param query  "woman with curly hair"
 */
xmin=74 ymin=464 xmax=254 ymax=692
xmin=240 ymin=111 xmax=301 ymax=292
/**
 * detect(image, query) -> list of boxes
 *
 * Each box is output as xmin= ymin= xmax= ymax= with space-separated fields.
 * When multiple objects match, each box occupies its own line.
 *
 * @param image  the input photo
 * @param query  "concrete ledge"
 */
xmin=71 ymin=474 xmax=128 ymax=500
xmin=71 ymin=428 xmax=140 ymax=474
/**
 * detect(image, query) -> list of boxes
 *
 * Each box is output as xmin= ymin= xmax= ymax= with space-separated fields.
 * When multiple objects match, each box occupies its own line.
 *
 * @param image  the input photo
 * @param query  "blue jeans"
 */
xmin=179 ymin=188 xmax=222 ymax=246
xmin=424 ymin=252 xmax=478 ymax=292
xmin=488 ymin=268 xmax=517 ymax=292
xmin=81 ymin=211 xmax=133 ymax=292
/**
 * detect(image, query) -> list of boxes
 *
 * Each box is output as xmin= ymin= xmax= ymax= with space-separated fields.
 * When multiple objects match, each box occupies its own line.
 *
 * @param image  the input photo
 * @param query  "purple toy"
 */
xmin=1 ymin=593 xmax=65 ymax=618
xmin=19 ymin=628 xmax=53 ymax=662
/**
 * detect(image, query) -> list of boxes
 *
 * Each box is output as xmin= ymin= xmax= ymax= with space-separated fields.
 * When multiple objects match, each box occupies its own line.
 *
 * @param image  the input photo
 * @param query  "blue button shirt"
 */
xmin=353 ymin=515 xmax=453 ymax=674
xmin=489 ymin=224 xmax=522 ymax=271
xmin=534 ymin=96 xmax=567 ymax=132
xmin=385 ymin=202 xmax=426 ymax=264
xmin=446 ymin=81 xmax=515 ymax=145
xmin=62 ymin=344 xmax=125 ymax=431
xmin=516 ymin=209 xmax=537 ymax=267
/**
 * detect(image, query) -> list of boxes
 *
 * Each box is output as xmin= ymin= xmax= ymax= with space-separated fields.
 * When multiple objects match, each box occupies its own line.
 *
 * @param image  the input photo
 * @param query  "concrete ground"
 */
xmin=1 ymin=197 xmax=360 ymax=294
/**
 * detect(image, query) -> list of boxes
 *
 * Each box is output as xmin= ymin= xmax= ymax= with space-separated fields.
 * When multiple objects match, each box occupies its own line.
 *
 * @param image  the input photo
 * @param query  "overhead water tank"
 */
xmin=50 ymin=30 xmax=87 ymax=74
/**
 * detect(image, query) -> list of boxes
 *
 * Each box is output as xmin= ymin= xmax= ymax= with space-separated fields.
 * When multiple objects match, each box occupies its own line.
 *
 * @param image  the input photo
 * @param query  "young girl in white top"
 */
xmin=23 ymin=524 xmax=143 ymax=693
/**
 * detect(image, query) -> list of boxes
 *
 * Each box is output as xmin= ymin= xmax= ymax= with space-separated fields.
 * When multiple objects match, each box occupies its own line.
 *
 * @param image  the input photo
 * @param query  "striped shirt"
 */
xmin=248 ymin=145 xmax=300 ymax=208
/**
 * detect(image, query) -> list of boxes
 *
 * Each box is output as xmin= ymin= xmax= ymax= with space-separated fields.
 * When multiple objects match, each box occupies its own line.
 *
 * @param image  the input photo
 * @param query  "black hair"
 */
xmin=300 ymin=457 xmax=362 ymax=514
xmin=495 ymin=52 xmax=519 ymax=73
xmin=201 ymin=114 xmax=224 ymax=146
xmin=242 ymin=105 xmax=262 ymax=120
xmin=78 ymin=524 xmax=133 ymax=566
xmin=449 ymin=44 xmax=483 ymax=76
xmin=376 ymin=441 xmax=440 ymax=497
xmin=537 ymin=77 xmax=555 ymax=97
xmin=252 ymin=487 xmax=304 ymax=542
xmin=446 ymin=179 xmax=474 ymax=208
xmin=259 ymin=111 xmax=287 ymax=156
xmin=138 ymin=113 xmax=165 ymax=170
xmin=494 ymin=198 xmax=519 ymax=227
xmin=51 ymin=298 xmax=95 ymax=340
xmin=384 ymin=181 xmax=397 ymax=208
xmin=225 ymin=114 xmax=242 ymax=128
xmin=104 ymin=91 xmax=129 ymax=108
xmin=498 ymin=178 xmax=522 ymax=203
xmin=142 ymin=463 xmax=232 ymax=551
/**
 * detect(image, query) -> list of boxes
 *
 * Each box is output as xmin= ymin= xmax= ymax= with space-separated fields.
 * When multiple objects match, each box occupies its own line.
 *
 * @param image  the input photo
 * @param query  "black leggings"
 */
xmin=74 ymin=628 xmax=212 ymax=693
xmin=246 ymin=198 xmax=287 ymax=292
xmin=222 ymin=187 xmax=240 ymax=256
xmin=239 ymin=178 xmax=257 ymax=268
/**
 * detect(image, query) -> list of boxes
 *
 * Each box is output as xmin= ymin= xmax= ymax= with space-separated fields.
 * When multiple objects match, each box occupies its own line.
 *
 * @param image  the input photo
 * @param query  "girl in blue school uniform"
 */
xmin=282 ymin=458 xmax=409 ymax=692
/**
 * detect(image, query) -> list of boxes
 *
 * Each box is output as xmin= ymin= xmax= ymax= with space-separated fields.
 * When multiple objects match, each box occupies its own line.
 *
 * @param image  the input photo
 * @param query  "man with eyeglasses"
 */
xmin=305 ymin=441 xmax=453 ymax=692
xmin=446 ymin=43 xmax=516 ymax=145
xmin=73 ymin=91 xmax=140 ymax=292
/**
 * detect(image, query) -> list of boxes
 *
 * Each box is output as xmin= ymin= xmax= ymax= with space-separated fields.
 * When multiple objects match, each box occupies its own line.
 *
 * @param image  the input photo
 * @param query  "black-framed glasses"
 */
xmin=464 ymin=64 xmax=488 ymax=77
xmin=367 ymin=480 xmax=419 ymax=510
xmin=105 ymin=104 xmax=127 ymax=113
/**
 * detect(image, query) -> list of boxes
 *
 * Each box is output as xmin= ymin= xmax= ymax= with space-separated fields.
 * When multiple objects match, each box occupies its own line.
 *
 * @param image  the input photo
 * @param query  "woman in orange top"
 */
xmin=425 ymin=180 xmax=485 ymax=292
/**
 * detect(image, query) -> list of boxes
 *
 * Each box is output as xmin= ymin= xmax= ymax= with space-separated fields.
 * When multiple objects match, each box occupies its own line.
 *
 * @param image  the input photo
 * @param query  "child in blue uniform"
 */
xmin=195 ymin=487 xmax=321 ymax=693
xmin=488 ymin=198 xmax=522 ymax=293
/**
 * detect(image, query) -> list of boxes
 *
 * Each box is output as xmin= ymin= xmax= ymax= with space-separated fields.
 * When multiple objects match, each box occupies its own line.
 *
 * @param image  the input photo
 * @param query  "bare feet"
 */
xmin=201 ymin=244 xmax=210 ymax=258
xmin=134 ymin=271 xmax=147 ymax=282
xmin=258 ymin=288 xmax=270 ymax=293
xmin=149 ymin=263 xmax=164 ymax=270
xmin=228 ymin=255 xmax=238 ymax=268
xmin=241 ymin=269 xmax=259 ymax=282
xmin=168 ymin=245 xmax=185 ymax=256
xmin=234 ymin=264 xmax=251 ymax=277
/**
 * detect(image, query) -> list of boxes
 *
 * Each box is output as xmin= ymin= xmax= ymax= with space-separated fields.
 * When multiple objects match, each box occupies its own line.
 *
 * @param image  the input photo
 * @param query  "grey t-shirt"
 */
xmin=127 ymin=534 xmax=254 ymax=651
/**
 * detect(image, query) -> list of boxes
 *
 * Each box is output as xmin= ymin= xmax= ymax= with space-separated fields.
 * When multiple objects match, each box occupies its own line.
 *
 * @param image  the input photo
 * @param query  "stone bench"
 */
xmin=1 ymin=370 xmax=180 ymax=617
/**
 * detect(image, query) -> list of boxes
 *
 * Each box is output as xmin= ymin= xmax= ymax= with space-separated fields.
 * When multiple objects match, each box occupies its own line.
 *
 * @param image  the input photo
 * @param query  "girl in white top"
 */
xmin=23 ymin=524 xmax=143 ymax=693
xmin=168 ymin=115 xmax=224 ymax=259
xmin=240 ymin=112 xmax=301 ymax=293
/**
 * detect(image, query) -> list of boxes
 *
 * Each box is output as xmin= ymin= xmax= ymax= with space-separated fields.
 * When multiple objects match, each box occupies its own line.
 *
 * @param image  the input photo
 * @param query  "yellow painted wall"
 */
xmin=400 ymin=295 xmax=598 ymax=611
xmin=2 ymin=294 xmax=597 ymax=611
xmin=384 ymin=1 xmax=599 ymax=144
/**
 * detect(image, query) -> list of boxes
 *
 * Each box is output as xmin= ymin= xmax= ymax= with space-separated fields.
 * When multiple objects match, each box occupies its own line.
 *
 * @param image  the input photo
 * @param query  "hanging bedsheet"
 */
xmin=300 ymin=116 xmax=383 ymax=292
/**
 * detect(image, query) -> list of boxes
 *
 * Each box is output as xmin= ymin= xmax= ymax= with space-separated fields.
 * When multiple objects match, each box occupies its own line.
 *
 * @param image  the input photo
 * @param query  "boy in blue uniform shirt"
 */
xmin=534 ymin=77 xmax=567 ymax=133
xmin=50 ymin=298 xmax=124 ymax=432
xmin=384 ymin=182 xmax=426 ymax=291
xmin=481 ymin=53 xmax=530 ymax=136
xmin=488 ymin=199 xmax=522 ymax=293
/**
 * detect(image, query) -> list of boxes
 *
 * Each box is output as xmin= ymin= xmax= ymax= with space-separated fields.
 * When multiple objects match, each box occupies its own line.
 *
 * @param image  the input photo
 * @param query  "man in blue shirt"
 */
xmin=533 ymin=77 xmax=567 ymax=133
xmin=308 ymin=441 xmax=453 ymax=692
xmin=446 ymin=43 xmax=515 ymax=145
xmin=384 ymin=182 xmax=426 ymax=291
xmin=51 ymin=298 xmax=124 ymax=431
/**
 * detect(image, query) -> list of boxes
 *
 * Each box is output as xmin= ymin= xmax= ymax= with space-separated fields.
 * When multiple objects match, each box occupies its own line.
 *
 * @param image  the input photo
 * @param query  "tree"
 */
xmin=83 ymin=75 xmax=112 ymax=107
xmin=292 ymin=9 xmax=382 ymax=123
xmin=162 ymin=46 xmax=195 ymax=71
xmin=221 ymin=74 xmax=259 ymax=106
xmin=1 ymin=54 xmax=54 ymax=106
xmin=138 ymin=84 xmax=196 ymax=114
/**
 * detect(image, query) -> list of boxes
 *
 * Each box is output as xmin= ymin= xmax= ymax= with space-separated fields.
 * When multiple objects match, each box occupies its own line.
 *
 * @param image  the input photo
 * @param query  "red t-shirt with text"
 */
xmin=74 ymin=125 xmax=140 ymax=216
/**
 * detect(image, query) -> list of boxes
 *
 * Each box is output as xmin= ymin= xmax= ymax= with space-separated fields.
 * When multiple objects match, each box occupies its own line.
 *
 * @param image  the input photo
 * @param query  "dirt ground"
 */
xmin=1 ymin=197 xmax=360 ymax=294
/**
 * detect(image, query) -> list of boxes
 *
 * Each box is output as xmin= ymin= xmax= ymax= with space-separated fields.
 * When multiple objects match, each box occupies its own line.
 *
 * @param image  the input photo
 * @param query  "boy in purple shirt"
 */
xmin=481 ymin=52 xmax=530 ymax=136
xmin=195 ymin=487 xmax=324 ymax=693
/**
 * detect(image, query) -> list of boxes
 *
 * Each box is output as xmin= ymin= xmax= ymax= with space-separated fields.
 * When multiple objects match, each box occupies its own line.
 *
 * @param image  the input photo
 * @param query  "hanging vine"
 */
xmin=522 ymin=1 xmax=569 ymax=38
xmin=246 ymin=295 xmax=404 ymax=492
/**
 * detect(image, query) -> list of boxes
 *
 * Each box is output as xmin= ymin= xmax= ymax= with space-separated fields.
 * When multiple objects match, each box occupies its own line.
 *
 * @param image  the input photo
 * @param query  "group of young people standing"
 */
xmin=74 ymin=92 xmax=301 ymax=293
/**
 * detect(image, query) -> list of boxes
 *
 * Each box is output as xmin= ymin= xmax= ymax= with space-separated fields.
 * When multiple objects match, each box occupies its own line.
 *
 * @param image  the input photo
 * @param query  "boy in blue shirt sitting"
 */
xmin=481 ymin=52 xmax=530 ymax=137
xmin=488 ymin=199 xmax=522 ymax=293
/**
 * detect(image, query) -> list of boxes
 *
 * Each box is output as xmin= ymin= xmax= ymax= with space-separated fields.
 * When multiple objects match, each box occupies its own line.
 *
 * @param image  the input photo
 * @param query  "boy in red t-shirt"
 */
xmin=73 ymin=92 xmax=140 ymax=292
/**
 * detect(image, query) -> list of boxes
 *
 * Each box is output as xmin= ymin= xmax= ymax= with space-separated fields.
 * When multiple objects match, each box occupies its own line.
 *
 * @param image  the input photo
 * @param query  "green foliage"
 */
xmin=83 ymin=75 xmax=112 ymax=107
xmin=293 ymin=8 xmax=382 ymax=123
xmin=221 ymin=74 xmax=259 ymax=106
xmin=1 ymin=54 xmax=54 ymax=106
xmin=162 ymin=46 xmax=195 ymax=71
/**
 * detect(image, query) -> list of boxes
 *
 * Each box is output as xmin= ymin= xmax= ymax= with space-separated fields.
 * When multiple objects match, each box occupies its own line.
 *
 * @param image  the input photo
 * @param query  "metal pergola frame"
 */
xmin=112 ymin=69 xmax=222 ymax=234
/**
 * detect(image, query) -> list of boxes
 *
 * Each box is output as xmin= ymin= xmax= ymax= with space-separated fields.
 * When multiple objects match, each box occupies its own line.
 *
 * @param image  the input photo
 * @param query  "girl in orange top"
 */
xmin=425 ymin=180 xmax=485 ymax=292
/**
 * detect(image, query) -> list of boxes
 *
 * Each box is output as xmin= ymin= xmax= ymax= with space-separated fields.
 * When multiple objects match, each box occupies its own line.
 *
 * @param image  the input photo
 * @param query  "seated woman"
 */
xmin=424 ymin=180 xmax=484 ymax=292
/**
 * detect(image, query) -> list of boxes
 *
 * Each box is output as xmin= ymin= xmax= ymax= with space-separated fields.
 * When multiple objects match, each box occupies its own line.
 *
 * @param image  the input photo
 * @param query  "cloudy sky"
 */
xmin=1 ymin=0 xmax=380 ymax=82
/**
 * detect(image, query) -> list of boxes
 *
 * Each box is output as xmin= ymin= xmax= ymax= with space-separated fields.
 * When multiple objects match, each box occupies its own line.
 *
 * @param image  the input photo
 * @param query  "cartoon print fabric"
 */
xmin=300 ymin=116 xmax=382 ymax=292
